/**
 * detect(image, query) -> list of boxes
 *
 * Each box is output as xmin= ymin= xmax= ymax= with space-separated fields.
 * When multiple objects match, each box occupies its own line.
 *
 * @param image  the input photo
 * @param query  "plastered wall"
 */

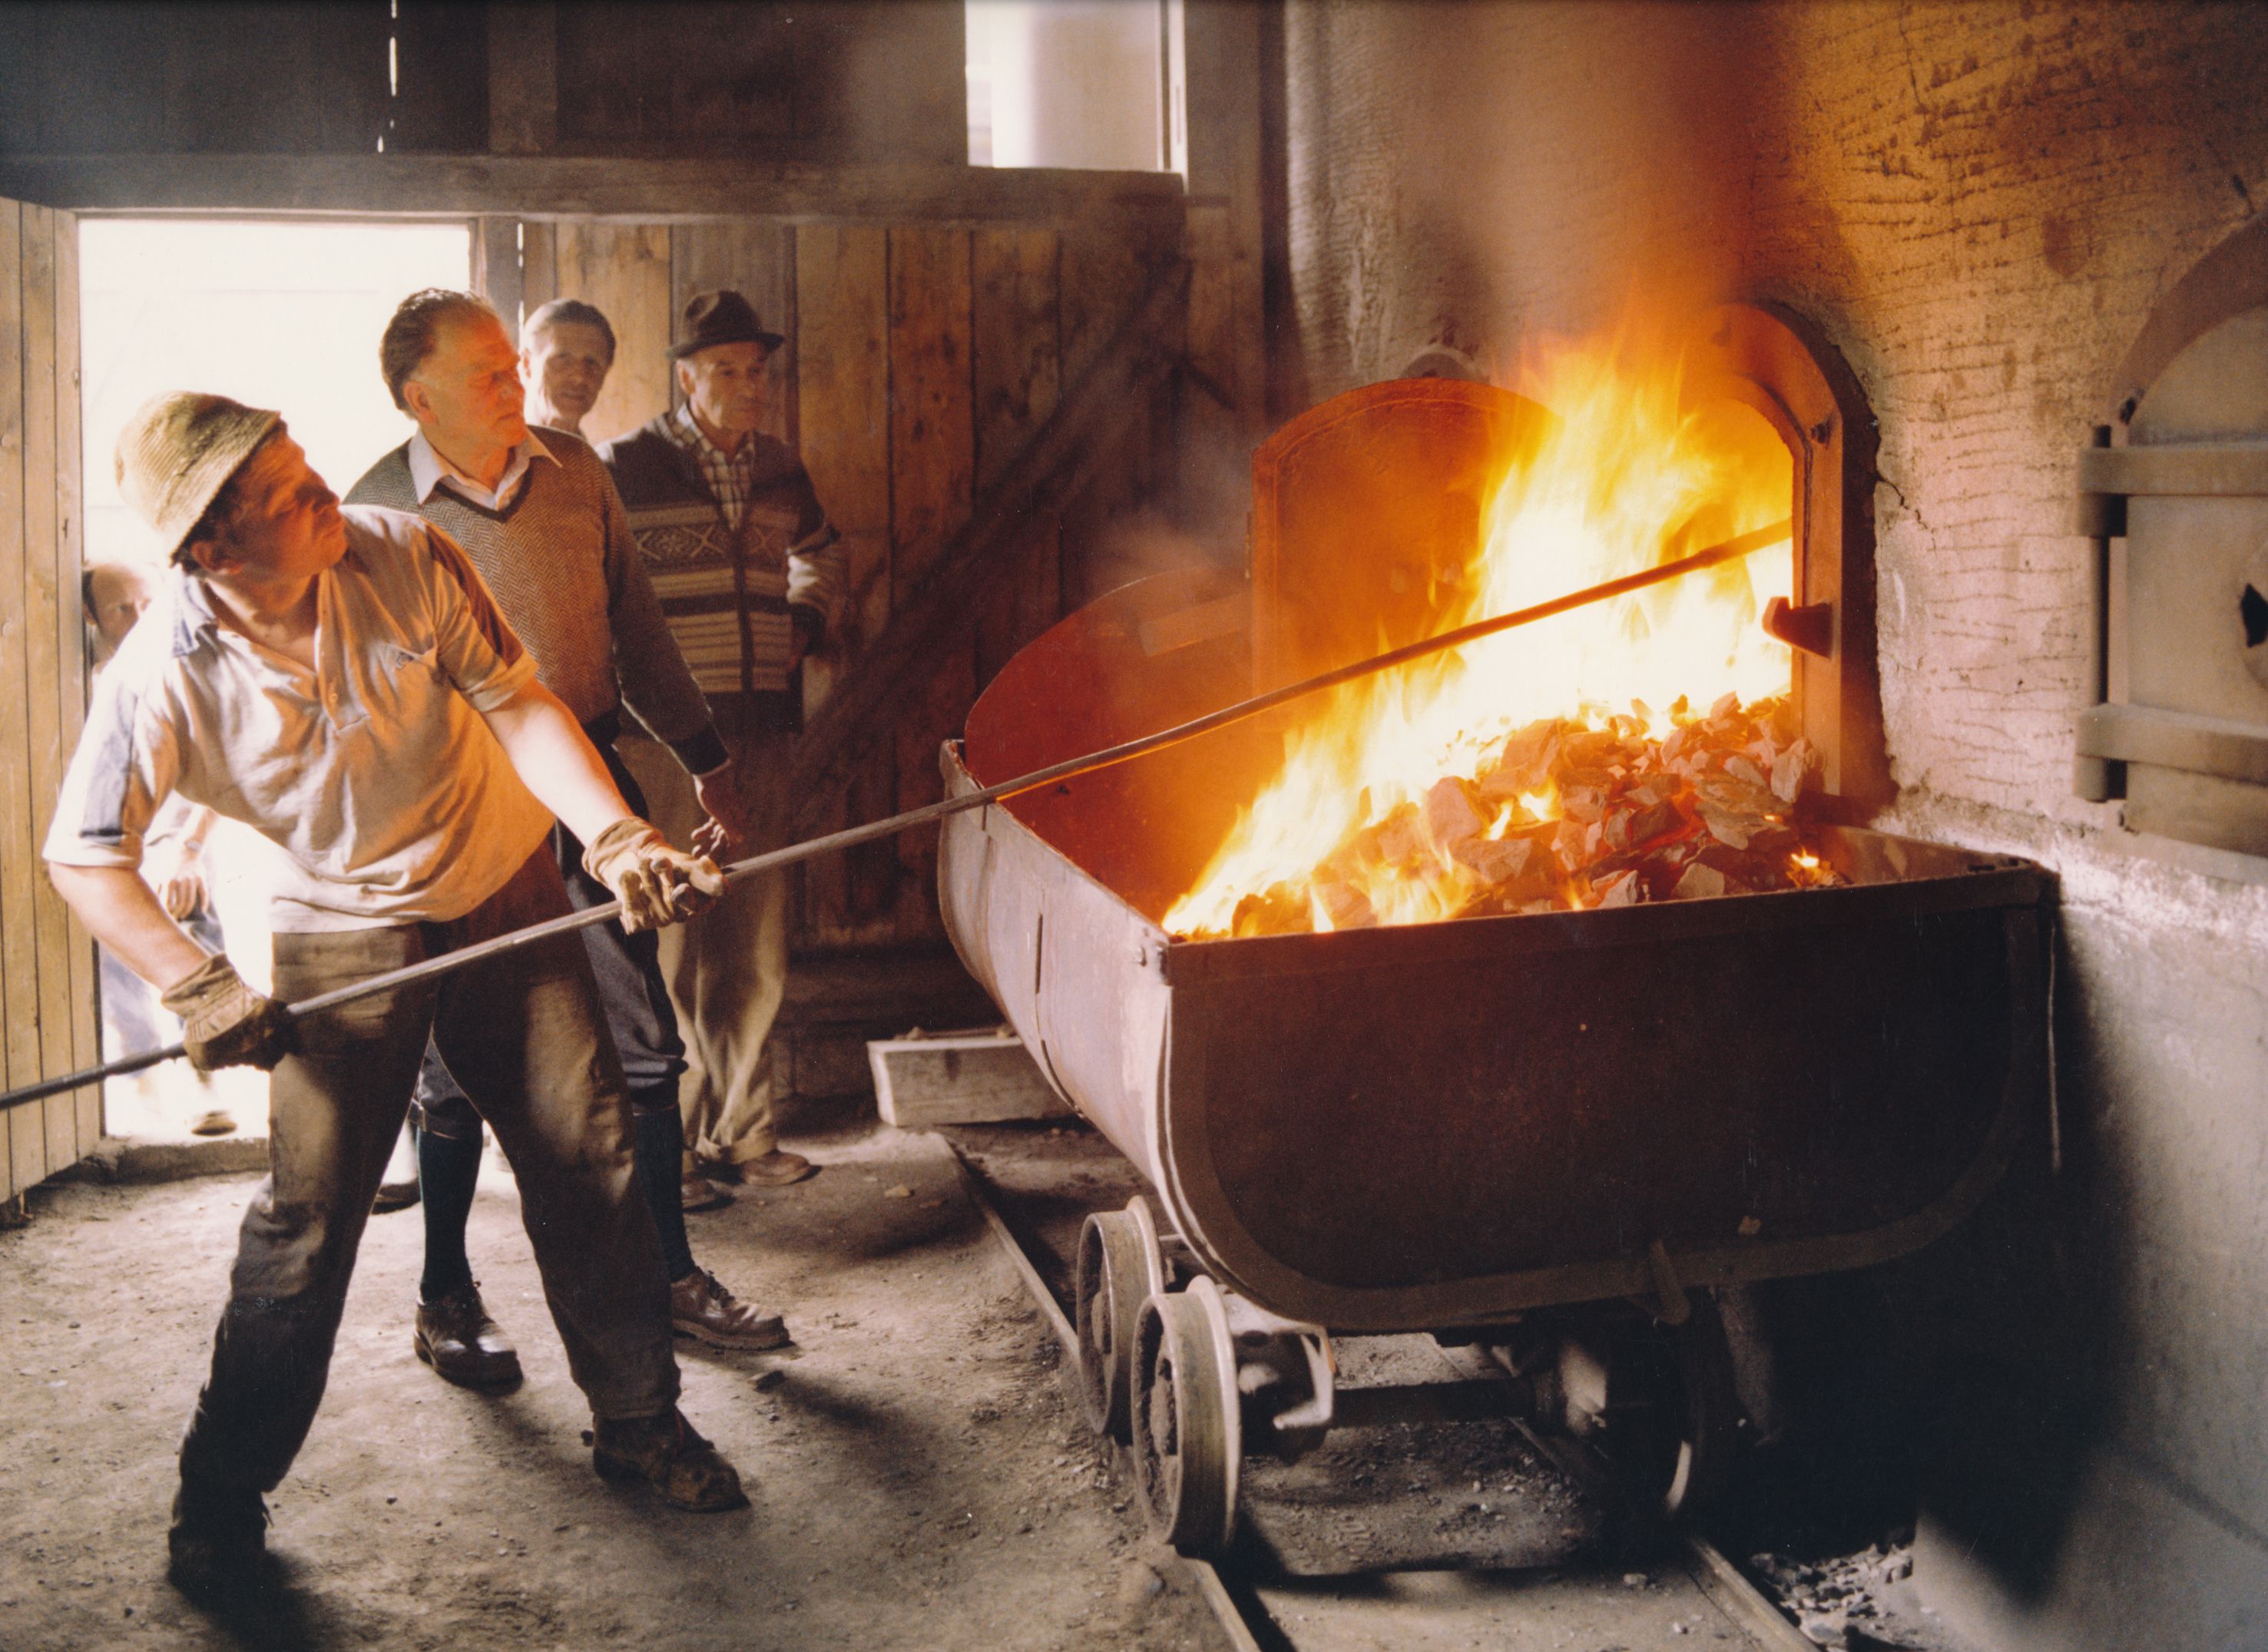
xmin=1278 ymin=5 xmax=2268 ymax=1647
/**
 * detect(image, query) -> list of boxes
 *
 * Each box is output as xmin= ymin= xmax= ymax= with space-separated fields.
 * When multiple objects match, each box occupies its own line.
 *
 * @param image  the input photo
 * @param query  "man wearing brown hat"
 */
xmin=45 ymin=392 xmax=750 ymax=1604
xmin=602 ymin=290 xmax=846 ymax=1196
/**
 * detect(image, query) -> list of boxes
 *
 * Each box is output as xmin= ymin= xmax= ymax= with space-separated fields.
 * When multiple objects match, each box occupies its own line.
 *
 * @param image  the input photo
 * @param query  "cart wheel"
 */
xmin=1131 ymin=1276 xmax=1241 ymax=1557
xmin=1658 ymin=1294 xmax=1743 ymax=1520
xmin=1594 ymin=1293 xmax=1744 ymax=1521
xmin=1074 ymin=1197 xmax=1165 ymax=1441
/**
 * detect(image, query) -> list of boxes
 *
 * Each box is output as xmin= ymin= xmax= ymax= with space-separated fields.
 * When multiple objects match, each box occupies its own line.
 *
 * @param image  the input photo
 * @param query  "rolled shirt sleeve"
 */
xmin=43 ymin=648 xmax=180 ymax=872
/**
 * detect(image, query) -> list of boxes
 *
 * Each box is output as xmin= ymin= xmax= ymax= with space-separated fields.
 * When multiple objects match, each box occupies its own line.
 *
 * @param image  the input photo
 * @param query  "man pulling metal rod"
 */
xmin=18 ymin=513 xmax=1792 ymax=1119
xmin=43 ymin=392 xmax=751 ymax=1607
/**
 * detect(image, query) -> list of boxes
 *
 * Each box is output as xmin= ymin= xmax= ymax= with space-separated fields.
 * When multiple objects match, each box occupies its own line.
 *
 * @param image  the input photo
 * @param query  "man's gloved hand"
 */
xmin=160 ymin=954 xmax=296 ymax=1072
xmin=583 ymin=818 xmax=727 ymax=933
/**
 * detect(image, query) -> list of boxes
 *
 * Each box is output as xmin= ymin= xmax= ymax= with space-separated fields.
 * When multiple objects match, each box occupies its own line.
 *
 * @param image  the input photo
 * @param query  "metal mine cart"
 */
xmin=938 ymin=379 xmax=2054 ymax=1558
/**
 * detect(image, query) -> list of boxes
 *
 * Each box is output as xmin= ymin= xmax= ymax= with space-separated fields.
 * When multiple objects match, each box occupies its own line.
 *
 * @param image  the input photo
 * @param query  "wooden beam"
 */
xmin=786 ymin=260 xmax=1188 ymax=838
xmin=0 ymin=155 xmax=1186 ymax=246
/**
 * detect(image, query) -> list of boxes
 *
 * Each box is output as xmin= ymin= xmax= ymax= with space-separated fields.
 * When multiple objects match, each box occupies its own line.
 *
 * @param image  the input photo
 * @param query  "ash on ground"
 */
xmin=1743 ymin=1530 xmax=1987 ymax=1651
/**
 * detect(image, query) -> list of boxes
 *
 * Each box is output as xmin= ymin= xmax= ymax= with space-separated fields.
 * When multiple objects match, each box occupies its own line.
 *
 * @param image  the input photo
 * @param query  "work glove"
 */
xmin=583 ymin=817 xmax=727 ymax=933
xmin=160 ymin=954 xmax=296 ymax=1072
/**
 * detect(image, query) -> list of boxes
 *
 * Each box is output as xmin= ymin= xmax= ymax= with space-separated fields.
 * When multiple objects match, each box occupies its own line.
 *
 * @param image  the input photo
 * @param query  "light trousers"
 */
xmin=617 ymin=725 xmax=793 ymax=1167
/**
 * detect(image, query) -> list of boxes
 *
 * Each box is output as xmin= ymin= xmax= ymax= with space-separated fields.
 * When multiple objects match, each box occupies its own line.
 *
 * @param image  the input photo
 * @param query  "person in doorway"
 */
xmin=84 ymin=558 xmax=156 ymax=657
xmin=346 ymin=289 xmax=788 ymax=1389
xmin=601 ymin=290 xmax=846 ymax=1197
xmin=46 ymin=393 xmax=748 ymax=1604
xmin=521 ymin=297 xmax=615 ymax=439
xmin=81 ymin=561 xmax=234 ymax=1135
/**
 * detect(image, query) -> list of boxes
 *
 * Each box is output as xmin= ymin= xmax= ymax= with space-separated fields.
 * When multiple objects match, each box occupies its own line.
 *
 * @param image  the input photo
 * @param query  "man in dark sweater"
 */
xmin=346 ymin=290 xmax=788 ymax=1385
xmin=601 ymin=290 xmax=846 ymax=1196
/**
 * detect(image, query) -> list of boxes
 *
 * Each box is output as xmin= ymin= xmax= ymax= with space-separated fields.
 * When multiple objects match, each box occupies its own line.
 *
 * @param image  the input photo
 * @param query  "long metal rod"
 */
xmin=1 ymin=519 xmax=1789 ymax=1113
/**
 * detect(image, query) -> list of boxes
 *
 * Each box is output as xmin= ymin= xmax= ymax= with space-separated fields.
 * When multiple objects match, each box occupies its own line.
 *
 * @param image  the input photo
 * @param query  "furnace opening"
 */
xmin=1167 ymin=343 xmax=1803 ymax=939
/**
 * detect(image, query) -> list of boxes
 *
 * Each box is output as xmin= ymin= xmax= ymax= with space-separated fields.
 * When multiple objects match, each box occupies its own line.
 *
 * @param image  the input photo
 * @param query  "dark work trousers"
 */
xmin=415 ymin=727 xmax=686 ymax=1138
xmin=175 ymin=849 xmax=680 ymax=1500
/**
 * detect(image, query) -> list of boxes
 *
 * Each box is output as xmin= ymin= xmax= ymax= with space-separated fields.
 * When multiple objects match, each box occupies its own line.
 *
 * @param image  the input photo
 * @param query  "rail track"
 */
xmin=945 ymin=1131 xmax=1814 ymax=1652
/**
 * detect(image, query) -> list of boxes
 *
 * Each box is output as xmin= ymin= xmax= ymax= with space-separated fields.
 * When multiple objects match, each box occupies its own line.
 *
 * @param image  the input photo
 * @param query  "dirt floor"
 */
xmin=0 ymin=1108 xmax=1231 ymax=1651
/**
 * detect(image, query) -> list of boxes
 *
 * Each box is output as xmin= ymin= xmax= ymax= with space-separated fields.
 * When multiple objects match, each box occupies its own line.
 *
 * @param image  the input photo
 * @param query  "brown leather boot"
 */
xmin=413 ymin=1283 xmax=523 ymax=1392
xmin=591 ymin=1409 xmax=748 ymax=1511
xmin=669 ymin=1266 xmax=790 ymax=1350
xmin=680 ymin=1172 xmax=732 ymax=1213
xmin=729 ymin=1149 xmax=816 ymax=1187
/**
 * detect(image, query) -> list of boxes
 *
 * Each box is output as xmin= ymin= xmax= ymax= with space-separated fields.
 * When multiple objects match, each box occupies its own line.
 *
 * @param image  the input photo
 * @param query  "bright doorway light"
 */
xmin=967 ymin=0 xmax=1179 ymax=172
xmin=79 ymin=217 xmax=472 ymax=568
xmin=76 ymin=218 xmax=473 ymax=1138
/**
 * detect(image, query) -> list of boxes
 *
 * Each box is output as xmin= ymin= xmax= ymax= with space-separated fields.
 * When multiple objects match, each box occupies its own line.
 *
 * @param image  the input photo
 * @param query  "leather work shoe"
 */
xmin=413 ymin=1282 xmax=523 ymax=1391
xmin=681 ymin=1172 xmax=732 ymax=1213
xmin=669 ymin=1266 xmax=790 ymax=1350
xmin=167 ymin=1480 xmax=269 ymax=1604
xmin=591 ymin=1409 xmax=748 ymax=1511
xmin=729 ymin=1148 xmax=816 ymax=1187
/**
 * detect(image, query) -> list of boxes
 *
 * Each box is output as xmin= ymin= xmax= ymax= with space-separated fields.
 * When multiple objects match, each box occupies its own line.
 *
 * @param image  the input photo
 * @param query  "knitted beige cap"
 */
xmin=113 ymin=392 xmax=280 ymax=558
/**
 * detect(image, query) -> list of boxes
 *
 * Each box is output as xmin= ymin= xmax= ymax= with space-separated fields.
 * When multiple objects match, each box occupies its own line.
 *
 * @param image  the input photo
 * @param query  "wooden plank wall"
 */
xmin=495 ymin=217 xmax=1172 ymax=949
xmin=1 ymin=199 xmax=100 ymax=1203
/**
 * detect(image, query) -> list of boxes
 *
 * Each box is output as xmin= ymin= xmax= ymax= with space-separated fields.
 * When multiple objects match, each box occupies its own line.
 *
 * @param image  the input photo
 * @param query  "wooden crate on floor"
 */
xmin=869 ymin=1028 xmax=1071 ymax=1127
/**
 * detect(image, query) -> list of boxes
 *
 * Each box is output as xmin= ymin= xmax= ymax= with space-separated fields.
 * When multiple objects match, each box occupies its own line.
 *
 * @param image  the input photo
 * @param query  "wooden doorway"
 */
xmin=1 ymin=195 xmax=98 ymax=1203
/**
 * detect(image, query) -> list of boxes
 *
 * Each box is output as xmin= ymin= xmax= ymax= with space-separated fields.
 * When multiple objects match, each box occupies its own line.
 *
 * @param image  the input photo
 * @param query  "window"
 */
xmin=966 ymin=0 xmax=1182 ymax=172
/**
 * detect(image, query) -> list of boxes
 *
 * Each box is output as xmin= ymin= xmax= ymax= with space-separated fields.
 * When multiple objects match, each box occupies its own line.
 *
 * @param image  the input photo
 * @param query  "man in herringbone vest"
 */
xmin=346 ymin=290 xmax=791 ymax=1389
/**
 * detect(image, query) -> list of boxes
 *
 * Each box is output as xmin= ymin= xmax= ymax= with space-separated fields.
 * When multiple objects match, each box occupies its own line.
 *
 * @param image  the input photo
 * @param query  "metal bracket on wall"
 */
xmin=1760 ymin=597 xmax=1834 ymax=658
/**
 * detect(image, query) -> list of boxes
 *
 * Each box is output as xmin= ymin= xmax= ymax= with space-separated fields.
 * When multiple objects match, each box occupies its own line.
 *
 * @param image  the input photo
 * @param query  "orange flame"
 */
xmin=1164 ymin=336 xmax=1794 ymax=939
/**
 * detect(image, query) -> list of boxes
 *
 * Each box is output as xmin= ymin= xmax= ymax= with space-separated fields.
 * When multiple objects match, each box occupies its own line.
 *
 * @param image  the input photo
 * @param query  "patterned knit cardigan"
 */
xmin=600 ymin=418 xmax=847 ymax=700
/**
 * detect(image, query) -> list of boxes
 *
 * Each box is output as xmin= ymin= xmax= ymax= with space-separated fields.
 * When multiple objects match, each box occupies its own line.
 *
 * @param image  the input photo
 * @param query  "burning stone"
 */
xmin=1771 ymin=740 xmax=1815 ymax=804
xmin=1313 ymin=882 xmax=1378 ymax=931
xmin=1230 ymin=883 xmax=1309 ymax=939
xmin=1559 ymin=770 xmax=1614 ymax=823
xmin=1372 ymin=804 xmax=1425 ymax=864
xmin=1479 ymin=721 xmax=1563 ymax=796
xmin=1422 ymin=777 xmax=1486 ymax=854
xmin=1593 ymin=870 xmax=1643 ymax=907
xmin=1452 ymin=834 xmax=1535 ymax=886
xmin=1625 ymin=797 xmax=1687 ymax=848
xmin=1170 ymin=692 xmax=1838 ymax=939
